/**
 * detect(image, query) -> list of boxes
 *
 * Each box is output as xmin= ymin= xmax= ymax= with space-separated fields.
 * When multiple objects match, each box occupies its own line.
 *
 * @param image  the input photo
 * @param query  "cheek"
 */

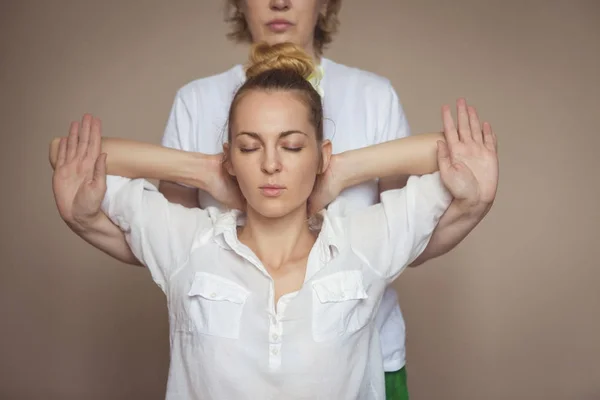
xmin=293 ymin=155 xmax=320 ymax=188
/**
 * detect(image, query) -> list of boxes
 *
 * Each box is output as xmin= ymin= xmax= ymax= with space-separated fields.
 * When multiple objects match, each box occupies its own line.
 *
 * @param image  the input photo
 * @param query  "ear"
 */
xmin=222 ymin=143 xmax=236 ymax=177
xmin=319 ymin=139 xmax=332 ymax=174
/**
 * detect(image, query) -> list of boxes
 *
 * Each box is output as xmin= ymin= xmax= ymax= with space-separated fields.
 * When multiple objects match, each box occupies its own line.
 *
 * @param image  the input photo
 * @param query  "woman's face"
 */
xmin=242 ymin=0 xmax=326 ymax=57
xmin=226 ymin=89 xmax=330 ymax=219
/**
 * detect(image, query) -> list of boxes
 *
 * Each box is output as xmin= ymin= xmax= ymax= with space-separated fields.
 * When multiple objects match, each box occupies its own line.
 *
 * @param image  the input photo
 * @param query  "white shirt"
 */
xmin=102 ymin=172 xmax=451 ymax=400
xmin=160 ymin=58 xmax=412 ymax=371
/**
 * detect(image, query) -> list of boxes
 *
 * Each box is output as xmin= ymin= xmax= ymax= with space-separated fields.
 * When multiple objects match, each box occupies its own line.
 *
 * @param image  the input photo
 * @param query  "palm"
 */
xmin=52 ymin=116 xmax=107 ymax=226
xmin=438 ymin=100 xmax=498 ymax=206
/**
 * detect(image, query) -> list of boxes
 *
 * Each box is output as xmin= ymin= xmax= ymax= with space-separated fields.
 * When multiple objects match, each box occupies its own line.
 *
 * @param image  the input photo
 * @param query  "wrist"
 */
xmin=175 ymin=152 xmax=217 ymax=191
xmin=334 ymin=151 xmax=358 ymax=189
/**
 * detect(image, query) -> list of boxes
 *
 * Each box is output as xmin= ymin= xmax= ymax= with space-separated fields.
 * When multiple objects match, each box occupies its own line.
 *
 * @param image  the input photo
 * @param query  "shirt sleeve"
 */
xmin=101 ymin=175 xmax=213 ymax=292
xmin=375 ymin=82 xmax=411 ymax=144
xmin=347 ymin=172 xmax=452 ymax=282
xmin=161 ymin=90 xmax=196 ymax=152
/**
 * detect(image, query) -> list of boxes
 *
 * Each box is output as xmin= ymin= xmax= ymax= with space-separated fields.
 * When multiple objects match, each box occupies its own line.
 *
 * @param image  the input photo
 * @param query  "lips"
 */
xmin=266 ymin=19 xmax=293 ymax=33
xmin=260 ymin=185 xmax=286 ymax=197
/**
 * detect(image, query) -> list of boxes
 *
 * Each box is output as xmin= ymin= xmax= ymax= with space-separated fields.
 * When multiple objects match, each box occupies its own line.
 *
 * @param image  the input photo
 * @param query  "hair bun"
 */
xmin=245 ymin=42 xmax=315 ymax=80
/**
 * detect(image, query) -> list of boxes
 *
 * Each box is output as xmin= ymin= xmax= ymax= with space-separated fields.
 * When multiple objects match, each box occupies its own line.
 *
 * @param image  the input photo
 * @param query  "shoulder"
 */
xmin=174 ymin=65 xmax=245 ymax=107
xmin=323 ymin=58 xmax=395 ymax=97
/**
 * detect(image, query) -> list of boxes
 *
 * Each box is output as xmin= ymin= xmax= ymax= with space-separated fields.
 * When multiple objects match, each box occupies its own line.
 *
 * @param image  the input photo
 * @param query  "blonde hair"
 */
xmin=225 ymin=0 xmax=342 ymax=57
xmin=245 ymin=42 xmax=315 ymax=79
xmin=226 ymin=42 xmax=324 ymax=147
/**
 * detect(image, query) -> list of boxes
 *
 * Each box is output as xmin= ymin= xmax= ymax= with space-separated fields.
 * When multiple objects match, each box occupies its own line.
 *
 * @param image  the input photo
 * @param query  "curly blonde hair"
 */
xmin=224 ymin=0 xmax=342 ymax=57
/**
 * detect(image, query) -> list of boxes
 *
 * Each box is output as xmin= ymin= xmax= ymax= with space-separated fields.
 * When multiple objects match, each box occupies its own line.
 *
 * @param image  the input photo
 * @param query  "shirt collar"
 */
xmin=210 ymin=208 xmax=340 ymax=265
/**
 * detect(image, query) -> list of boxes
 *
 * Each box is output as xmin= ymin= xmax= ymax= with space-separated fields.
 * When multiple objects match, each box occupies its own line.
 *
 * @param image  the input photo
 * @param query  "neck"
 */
xmin=238 ymin=204 xmax=315 ymax=270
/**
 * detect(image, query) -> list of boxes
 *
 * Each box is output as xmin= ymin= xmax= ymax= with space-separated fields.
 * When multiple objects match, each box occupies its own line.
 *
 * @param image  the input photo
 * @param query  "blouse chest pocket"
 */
xmin=184 ymin=273 xmax=250 ymax=339
xmin=311 ymin=270 xmax=370 ymax=342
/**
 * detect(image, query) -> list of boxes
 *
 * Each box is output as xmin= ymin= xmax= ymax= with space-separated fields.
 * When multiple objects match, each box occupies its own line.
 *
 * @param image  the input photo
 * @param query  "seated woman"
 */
xmin=49 ymin=43 xmax=496 ymax=400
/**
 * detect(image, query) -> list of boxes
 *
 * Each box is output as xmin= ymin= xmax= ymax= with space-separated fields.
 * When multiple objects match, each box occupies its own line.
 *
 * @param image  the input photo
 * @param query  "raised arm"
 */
xmin=347 ymin=100 xmax=497 ymax=281
xmin=49 ymin=126 xmax=244 ymax=210
xmin=50 ymin=136 xmax=216 ymax=190
xmin=52 ymin=114 xmax=213 ymax=291
xmin=309 ymin=99 xmax=499 ymax=269
xmin=50 ymin=116 xmax=141 ymax=265
xmin=308 ymin=131 xmax=443 ymax=214
xmin=49 ymin=115 xmax=242 ymax=266
xmin=410 ymin=99 xmax=498 ymax=266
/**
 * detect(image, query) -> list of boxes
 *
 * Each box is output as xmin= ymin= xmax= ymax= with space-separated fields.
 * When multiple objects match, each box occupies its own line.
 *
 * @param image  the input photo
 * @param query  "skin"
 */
xmin=225 ymin=89 xmax=331 ymax=303
xmin=51 ymin=0 xmax=500 ymax=273
xmin=241 ymin=0 xmax=327 ymax=59
xmin=50 ymin=95 xmax=498 ymax=304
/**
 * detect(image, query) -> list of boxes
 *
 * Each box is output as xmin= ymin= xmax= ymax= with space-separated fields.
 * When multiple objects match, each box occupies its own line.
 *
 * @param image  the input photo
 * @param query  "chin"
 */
xmin=247 ymin=198 xmax=305 ymax=220
xmin=252 ymin=203 xmax=293 ymax=219
xmin=264 ymin=34 xmax=294 ymax=45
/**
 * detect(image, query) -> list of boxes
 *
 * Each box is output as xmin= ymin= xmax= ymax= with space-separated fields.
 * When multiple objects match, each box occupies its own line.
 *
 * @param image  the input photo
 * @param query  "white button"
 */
xmin=210 ymin=292 xmax=217 ymax=299
xmin=272 ymin=334 xmax=279 ymax=341
xmin=271 ymin=347 xmax=279 ymax=355
xmin=340 ymin=293 xmax=346 ymax=300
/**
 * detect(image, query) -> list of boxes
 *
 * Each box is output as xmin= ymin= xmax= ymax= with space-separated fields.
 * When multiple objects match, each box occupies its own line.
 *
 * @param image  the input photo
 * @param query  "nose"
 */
xmin=261 ymin=148 xmax=282 ymax=175
xmin=269 ymin=0 xmax=290 ymax=11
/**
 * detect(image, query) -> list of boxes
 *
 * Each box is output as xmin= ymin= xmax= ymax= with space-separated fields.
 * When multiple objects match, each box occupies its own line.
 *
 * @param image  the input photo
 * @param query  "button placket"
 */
xmin=268 ymin=297 xmax=287 ymax=370
xmin=268 ymin=317 xmax=283 ymax=369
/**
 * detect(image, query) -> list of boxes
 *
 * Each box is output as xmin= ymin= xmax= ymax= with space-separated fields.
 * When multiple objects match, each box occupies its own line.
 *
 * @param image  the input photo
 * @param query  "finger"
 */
xmin=88 ymin=117 xmax=102 ymax=160
xmin=93 ymin=153 xmax=108 ymax=184
xmin=66 ymin=121 xmax=79 ymax=162
xmin=482 ymin=122 xmax=496 ymax=152
xmin=442 ymin=105 xmax=459 ymax=145
xmin=76 ymin=114 xmax=92 ymax=159
xmin=468 ymin=106 xmax=483 ymax=144
xmin=456 ymin=98 xmax=472 ymax=142
xmin=56 ymin=137 xmax=67 ymax=167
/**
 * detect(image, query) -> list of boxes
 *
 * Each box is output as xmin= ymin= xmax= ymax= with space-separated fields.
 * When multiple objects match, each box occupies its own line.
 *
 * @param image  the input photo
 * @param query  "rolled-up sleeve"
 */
xmin=348 ymin=172 xmax=452 ymax=281
xmin=101 ymin=175 xmax=212 ymax=292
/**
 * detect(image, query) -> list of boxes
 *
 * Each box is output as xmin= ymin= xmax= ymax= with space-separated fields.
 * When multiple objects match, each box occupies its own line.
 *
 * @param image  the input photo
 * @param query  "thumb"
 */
xmin=436 ymin=140 xmax=451 ymax=172
xmin=93 ymin=153 xmax=107 ymax=184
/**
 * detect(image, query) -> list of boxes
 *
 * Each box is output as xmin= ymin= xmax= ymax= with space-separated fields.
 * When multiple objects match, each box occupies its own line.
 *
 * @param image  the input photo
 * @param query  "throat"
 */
xmin=237 ymin=213 xmax=317 ymax=305
xmin=266 ymin=254 xmax=311 ymax=305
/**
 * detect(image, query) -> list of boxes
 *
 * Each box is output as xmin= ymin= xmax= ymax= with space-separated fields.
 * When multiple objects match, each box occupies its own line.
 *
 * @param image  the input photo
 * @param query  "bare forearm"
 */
xmin=410 ymin=200 xmax=491 ymax=266
xmin=338 ymin=133 xmax=443 ymax=189
xmin=67 ymin=213 xmax=141 ymax=266
xmin=50 ymin=137 xmax=214 ymax=190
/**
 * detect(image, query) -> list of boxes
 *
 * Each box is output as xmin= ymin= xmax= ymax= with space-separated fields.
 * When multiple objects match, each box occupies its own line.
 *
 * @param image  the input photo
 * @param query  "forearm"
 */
xmin=409 ymin=199 xmax=492 ymax=266
xmin=338 ymin=132 xmax=443 ymax=189
xmin=66 ymin=212 xmax=142 ymax=266
xmin=49 ymin=137 xmax=215 ymax=189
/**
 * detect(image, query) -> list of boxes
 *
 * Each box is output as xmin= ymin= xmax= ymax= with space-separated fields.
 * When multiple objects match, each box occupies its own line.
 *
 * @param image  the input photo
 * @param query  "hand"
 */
xmin=437 ymin=99 xmax=499 ymax=209
xmin=52 ymin=114 xmax=107 ymax=230
xmin=307 ymin=154 xmax=344 ymax=215
xmin=205 ymin=154 xmax=245 ymax=211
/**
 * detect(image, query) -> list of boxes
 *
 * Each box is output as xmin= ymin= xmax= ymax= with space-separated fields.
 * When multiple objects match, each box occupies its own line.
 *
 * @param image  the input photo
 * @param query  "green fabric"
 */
xmin=385 ymin=367 xmax=409 ymax=400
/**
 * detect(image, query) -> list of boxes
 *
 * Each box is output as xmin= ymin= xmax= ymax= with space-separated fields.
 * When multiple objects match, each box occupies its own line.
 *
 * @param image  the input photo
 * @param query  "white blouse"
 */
xmin=102 ymin=172 xmax=451 ymax=400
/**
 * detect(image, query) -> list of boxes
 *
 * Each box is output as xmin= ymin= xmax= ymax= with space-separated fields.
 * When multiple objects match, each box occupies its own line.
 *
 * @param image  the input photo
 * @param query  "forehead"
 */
xmin=232 ymin=90 xmax=313 ymax=137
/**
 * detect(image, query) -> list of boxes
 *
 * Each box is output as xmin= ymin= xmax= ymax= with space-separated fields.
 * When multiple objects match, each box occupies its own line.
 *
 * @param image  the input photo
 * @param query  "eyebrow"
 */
xmin=235 ymin=130 xmax=307 ymax=139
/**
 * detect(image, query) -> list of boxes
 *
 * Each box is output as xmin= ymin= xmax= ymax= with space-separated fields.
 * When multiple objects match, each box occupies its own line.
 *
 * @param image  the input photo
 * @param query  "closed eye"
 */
xmin=283 ymin=147 xmax=303 ymax=152
xmin=239 ymin=148 xmax=259 ymax=153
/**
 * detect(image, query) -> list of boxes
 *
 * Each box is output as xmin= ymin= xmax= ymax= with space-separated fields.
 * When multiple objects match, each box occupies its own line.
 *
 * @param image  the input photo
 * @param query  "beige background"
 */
xmin=1 ymin=1 xmax=599 ymax=399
